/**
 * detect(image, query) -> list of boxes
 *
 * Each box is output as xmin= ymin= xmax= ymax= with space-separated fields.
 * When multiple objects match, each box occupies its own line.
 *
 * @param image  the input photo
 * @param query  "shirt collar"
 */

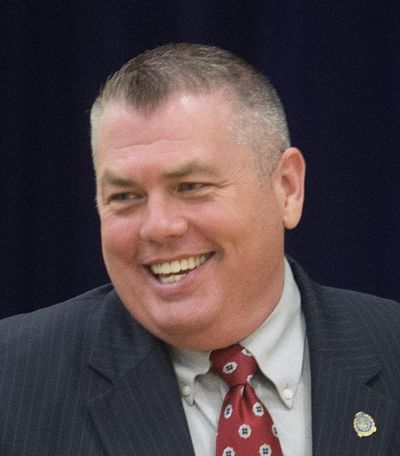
xmin=241 ymin=258 xmax=305 ymax=408
xmin=168 ymin=344 xmax=210 ymax=406
xmin=168 ymin=258 xmax=305 ymax=408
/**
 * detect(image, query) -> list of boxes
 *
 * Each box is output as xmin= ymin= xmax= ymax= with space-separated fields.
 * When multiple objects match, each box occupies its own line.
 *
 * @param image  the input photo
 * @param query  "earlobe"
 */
xmin=273 ymin=147 xmax=306 ymax=230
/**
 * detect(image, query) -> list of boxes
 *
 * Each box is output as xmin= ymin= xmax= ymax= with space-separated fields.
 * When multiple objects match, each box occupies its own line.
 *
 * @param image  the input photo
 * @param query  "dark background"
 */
xmin=1 ymin=1 xmax=399 ymax=318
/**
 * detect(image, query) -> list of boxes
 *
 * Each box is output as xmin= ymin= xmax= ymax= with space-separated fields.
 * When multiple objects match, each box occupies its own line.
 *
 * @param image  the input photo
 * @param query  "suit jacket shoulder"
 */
xmin=290 ymin=258 xmax=400 ymax=456
xmin=0 ymin=284 xmax=111 ymax=364
xmin=0 ymin=285 xmax=194 ymax=456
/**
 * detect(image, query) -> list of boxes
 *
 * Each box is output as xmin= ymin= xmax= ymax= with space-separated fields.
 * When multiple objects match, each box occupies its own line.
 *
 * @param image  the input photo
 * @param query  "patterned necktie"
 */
xmin=210 ymin=344 xmax=284 ymax=456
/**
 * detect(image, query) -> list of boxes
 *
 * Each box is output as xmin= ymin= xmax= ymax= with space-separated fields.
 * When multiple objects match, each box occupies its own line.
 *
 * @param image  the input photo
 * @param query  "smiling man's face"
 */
xmin=96 ymin=91 xmax=304 ymax=350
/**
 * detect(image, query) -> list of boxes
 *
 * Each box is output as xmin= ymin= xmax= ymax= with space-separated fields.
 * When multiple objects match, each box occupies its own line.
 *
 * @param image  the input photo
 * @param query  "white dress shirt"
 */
xmin=169 ymin=258 xmax=312 ymax=456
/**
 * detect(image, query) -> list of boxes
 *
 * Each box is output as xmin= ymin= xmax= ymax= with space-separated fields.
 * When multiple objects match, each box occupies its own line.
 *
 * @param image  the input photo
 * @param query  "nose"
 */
xmin=139 ymin=195 xmax=188 ymax=243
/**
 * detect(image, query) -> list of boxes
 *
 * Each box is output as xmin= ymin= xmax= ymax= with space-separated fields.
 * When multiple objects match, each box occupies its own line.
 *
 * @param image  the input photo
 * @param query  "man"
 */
xmin=1 ymin=43 xmax=400 ymax=456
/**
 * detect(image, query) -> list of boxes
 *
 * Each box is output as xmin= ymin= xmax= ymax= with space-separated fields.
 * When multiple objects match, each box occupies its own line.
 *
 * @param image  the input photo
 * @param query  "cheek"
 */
xmin=101 ymin=217 xmax=140 ymax=260
xmin=192 ymin=197 xmax=248 ymax=230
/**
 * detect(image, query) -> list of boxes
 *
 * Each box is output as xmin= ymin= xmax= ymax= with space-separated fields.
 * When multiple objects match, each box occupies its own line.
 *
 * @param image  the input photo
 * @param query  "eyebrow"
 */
xmin=100 ymin=172 xmax=137 ymax=188
xmin=100 ymin=160 xmax=217 ymax=188
xmin=161 ymin=161 xmax=217 ymax=179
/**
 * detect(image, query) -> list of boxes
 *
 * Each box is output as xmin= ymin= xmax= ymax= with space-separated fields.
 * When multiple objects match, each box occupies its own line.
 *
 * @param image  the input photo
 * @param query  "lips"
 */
xmin=148 ymin=253 xmax=213 ymax=284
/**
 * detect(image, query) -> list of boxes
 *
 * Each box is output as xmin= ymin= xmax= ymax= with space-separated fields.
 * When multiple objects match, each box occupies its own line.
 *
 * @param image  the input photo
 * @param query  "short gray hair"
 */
xmin=90 ymin=43 xmax=290 ymax=175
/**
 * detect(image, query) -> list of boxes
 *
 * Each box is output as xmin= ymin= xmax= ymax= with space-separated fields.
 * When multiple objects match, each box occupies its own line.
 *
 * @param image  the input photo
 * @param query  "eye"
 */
xmin=108 ymin=191 xmax=144 ymax=204
xmin=110 ymin=192 xmax=131 ymax=201
xmin=177 ymin=182 xmax=207 ymax=192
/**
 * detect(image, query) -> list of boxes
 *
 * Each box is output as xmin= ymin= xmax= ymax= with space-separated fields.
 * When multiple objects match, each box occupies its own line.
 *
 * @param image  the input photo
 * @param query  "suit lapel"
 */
xmin=86 ymin=291 xmax=195 ymax=456
xmin=290 ymin=259 xmax=395 ymax=456
xmin=309 ymin=350 xmax=394 ymax=455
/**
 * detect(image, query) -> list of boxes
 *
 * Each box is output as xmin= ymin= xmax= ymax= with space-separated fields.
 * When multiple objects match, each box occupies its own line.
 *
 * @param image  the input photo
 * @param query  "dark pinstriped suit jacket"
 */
xmin=1 ymin=259 xmax=400 ymax=455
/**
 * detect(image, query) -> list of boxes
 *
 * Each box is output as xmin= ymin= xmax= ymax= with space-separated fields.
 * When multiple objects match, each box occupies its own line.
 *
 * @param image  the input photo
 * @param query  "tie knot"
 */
xmin=210 ymin=344 xmax=257 ymax=388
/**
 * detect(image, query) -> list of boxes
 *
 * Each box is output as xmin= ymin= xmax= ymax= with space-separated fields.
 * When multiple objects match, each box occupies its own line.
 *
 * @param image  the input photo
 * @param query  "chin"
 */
xmin=148 ymin=311 xmax=218 ymax=345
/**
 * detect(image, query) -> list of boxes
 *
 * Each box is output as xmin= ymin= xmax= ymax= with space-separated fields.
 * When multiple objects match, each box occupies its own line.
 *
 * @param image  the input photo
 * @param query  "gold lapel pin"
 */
xmin=353 ymin=411 xmax=377 ymax=437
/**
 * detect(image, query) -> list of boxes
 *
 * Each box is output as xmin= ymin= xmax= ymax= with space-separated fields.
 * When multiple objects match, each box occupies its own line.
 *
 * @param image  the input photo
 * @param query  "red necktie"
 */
xmin=210 ymin=344 xmax=284 ymax=456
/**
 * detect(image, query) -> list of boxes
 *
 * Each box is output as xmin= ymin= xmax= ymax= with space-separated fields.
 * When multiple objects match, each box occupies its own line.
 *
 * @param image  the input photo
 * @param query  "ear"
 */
xmin=271 ymin=147 xmax=306 ymax=230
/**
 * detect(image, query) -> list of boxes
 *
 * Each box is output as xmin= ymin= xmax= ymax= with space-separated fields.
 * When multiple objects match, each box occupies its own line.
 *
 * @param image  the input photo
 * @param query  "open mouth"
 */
xmin=148 ymin=253 xmax=214 ymax=284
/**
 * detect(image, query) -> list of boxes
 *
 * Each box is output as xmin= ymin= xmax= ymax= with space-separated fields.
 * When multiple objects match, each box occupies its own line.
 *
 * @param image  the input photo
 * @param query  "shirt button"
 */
xmin=181 ymin=384 xmax=192 ymax=397
xmin=282 ymin=388 xmax=293 ymax=400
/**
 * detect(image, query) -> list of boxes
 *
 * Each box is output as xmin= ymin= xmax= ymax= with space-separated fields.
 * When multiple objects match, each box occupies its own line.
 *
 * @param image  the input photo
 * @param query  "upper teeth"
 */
xmin=150 ymin=254 xmax=208 ymax=275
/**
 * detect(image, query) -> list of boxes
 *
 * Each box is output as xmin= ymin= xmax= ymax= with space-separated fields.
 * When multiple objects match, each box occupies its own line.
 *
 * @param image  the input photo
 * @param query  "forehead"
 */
xmin=98 ymin=91 xmax=234 ymax=146
xmin=95 ymin=91 xmax=246 ymax=179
